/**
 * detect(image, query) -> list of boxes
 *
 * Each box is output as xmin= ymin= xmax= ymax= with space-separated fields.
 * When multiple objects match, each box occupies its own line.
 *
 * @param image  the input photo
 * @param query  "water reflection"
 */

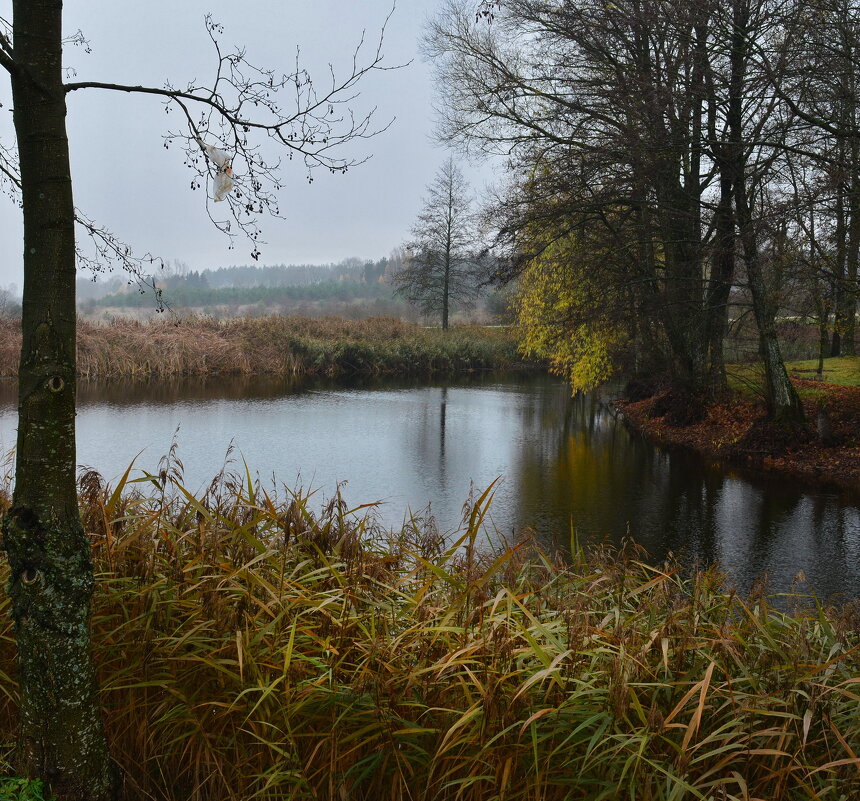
xmin=0 ymin=373 xmax=857 ymax=599
xmin=508 ymin=385 xmax=860 ymax=600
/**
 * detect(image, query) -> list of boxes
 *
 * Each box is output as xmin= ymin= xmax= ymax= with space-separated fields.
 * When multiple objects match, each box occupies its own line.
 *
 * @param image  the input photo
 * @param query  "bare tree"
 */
xmin=756 ymin=0 xmax=860 ymax=356
xmin=425 ymin=0 xmax=719 ymax=387
xmin=0 ymin=3 xmax=393 ymax=798
xmin=394 ymin=157 xmax=482 ymax=329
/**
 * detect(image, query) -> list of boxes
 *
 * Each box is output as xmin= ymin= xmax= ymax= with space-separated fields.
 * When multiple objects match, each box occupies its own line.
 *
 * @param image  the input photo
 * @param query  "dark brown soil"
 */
xmin=616 ymin=380 xmax=860 ymax=491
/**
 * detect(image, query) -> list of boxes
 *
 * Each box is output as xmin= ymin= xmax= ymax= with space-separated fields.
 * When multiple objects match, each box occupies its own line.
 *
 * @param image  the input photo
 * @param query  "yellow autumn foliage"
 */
xmin=514 ymin=233 xmax=626 ymax=393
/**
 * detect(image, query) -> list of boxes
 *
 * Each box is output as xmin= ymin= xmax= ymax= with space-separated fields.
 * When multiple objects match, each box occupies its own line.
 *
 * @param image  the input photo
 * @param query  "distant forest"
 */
xmin=77 ymin=256 xmax=508 ymax=322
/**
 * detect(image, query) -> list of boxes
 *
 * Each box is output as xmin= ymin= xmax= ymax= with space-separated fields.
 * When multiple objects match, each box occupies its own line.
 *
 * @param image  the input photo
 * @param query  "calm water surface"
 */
xmin=0 ymin=372 xmax=858 ymax=600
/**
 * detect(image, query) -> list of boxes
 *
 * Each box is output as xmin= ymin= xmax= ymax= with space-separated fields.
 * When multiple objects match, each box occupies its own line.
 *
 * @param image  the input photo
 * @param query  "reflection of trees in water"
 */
xmin=440 ymin=386 xmax=447 ymax=462
xmin=514 ymin=389 xmax=673 ymax=547
xmin=511 ymin=387 xmax=663 ymax=548
xmin=507 ymin=382 xmax=860 ymax=598
xmin=69 ymin=369 xmax=533 ymax=408
xmin=6 ymin=370 xmax=860 ymax=598
xmin=411 ymin=386 xmax=451 ymax=497
xmin=411 ymin=386 xmax=450 ymax=496
xmin=745 ymin=486 xmax=804 ymax=586
xmin=77 ymin=376 xmax=306 ymax=406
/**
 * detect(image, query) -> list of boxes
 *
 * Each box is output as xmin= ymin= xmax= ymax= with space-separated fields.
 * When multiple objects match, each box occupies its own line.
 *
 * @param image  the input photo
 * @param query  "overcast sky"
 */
xmin=0 ymin=1 xmax=498 ymax=289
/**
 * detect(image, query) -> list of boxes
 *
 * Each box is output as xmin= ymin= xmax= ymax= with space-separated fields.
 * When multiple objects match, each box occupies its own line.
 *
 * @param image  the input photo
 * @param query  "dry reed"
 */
xmin=0 ymin=317 xmax=520 ymax=378
xmin=0 ymin=466 xmax=858 ymax=800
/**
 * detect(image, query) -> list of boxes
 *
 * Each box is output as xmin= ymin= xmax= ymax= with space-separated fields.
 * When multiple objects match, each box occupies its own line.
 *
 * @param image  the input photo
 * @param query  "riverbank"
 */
xmin=0 ymin=316 xmax=524 ymax=378
xmin=616 ymin=369 xmax=860 ymax=491
xmin=1 ymin=473 xmax=857 ymax=800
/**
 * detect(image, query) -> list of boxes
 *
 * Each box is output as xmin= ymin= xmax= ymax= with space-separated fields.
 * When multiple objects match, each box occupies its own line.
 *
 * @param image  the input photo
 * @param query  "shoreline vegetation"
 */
xmin=0 ymin=320 xmax=856 ymax=796
xmin=616 ymin=362 xmax=860 ymax=493
xmin=0 ymin=311 xmax=856 ymax=492
xmin=0 ymin=310 xmax=855 ymax=492
xmin=1 ymin=470 xmax=858 ymax=801
xmin=0 ymin=317 xmax=524 ymax=379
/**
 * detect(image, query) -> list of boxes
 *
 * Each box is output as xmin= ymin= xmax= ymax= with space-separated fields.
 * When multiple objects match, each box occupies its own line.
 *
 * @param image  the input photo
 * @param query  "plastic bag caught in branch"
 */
xmin=201 ymin=141 xmax=230 ymax=168
xmin=198 ymin=138 xmax=235 ymax=202
xmin=213 ymin=171 xmax=234 ymax=202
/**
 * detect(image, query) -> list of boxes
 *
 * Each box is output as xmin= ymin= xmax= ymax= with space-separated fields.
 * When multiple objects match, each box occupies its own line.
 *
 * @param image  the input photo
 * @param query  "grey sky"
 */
xmin=0 ymin=1 xmax=496 ymax=288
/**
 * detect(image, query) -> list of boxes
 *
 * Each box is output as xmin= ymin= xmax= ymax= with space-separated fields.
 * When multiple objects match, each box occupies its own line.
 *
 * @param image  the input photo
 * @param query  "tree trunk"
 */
xmin=442 ymin=256 xmax=450 ymax=331
xmin=732 ymin=180 xmax=803 ymax=423
xmin=728 ymin=0 xmax=804 ymax=426
xmin=442 ymin=182 xmax=452 ymax=331
xmin=653 ymin=162 xmax=707 ymax=389
xmin=832 ymin=147 xmax=847 ymax=357
xmin=817 ymin=305 xmax=829 ymax=378
xmin=704 ymin=168 xmax=735 ymax=394
xmin=836 ymin=162 xmax=860 ymax=355
xmin=734 ymin=184 xmax=803 ymax=425
xmin=1 ymin=2 xmax=118 ymax=798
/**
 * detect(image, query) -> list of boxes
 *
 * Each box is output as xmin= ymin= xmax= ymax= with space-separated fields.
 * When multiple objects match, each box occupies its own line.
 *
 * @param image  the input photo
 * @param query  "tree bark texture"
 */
xmin=2 ymin=1 xmax=118 ymax=798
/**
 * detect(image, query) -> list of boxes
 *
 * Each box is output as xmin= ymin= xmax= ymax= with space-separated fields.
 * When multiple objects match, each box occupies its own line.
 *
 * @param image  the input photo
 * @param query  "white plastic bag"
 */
xmin=213 ymin=170 xmax=234 ymax=202
xmin=198 ymin=138 xmax=235 ymax=202
xmin=204 ymin=143 xmax=230 ymax=169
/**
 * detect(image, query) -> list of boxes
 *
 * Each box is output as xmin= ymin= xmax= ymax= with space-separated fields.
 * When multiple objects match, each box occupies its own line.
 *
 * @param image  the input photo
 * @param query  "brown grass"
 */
xmin=0 ymin=466 xmax=858 ymax=800
xmin=0 ymin=317 xmax=521 ymax=378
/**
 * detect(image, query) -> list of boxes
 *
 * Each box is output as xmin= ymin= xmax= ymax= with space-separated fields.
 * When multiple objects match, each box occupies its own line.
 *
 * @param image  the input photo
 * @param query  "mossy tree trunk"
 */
xmin=1 ymin=1 xmax=118 ymax=798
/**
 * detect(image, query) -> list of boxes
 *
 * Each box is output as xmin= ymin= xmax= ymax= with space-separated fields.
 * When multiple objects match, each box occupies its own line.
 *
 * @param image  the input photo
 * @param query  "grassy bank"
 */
xmin=727 ymin=357 xmax=860 ymax=397
xmin=785 ymin=357 xmax=860 ymax=388
xmin=0 ymin=471 xmax=858 ymax=800
xmin=618 ymin=357 xmax=860 ymax=490
xmin=0 ymin=317 xmax=523 ymax=378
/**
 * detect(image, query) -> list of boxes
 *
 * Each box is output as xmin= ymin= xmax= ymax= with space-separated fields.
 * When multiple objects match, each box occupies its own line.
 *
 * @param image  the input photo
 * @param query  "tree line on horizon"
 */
xmin=75 ymin=257 xmax=394 ymax=301
xmin=75 ymin=249 xmax=510 ymax=322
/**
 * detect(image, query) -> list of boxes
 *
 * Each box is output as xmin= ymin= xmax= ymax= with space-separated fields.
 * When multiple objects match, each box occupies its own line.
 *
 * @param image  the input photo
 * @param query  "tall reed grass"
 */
xmin=0 ymin=465 xmax=858 ymax=800
xmin=0 ymin=317 xmax=522 ymax=378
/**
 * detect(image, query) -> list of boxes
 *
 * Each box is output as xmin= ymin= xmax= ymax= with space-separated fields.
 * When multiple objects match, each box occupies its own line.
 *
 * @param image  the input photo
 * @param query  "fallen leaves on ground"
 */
xmin=617 ymin=379 xmax=860 ymax=491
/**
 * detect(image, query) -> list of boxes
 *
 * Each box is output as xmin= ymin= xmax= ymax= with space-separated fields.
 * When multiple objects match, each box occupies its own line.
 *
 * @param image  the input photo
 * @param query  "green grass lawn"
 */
xmin=784 ymin=355 xmax=860 ymax=386
xmin=727 ymin=355 xmax=860 ymax=398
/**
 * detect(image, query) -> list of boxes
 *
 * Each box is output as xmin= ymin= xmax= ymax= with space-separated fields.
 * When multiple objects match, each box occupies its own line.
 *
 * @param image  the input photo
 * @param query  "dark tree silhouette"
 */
xmin=426 ymin=0 xmax=805 ymax=422
xmin=394 ymin=157 xmax=482 ymax=329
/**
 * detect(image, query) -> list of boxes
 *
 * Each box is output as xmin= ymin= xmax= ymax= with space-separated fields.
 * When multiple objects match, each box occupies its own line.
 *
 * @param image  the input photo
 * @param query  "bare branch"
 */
xmin=64 ymin=10 xmax=401 ymax=257
xmin=0 ymin=140 xmax=22 ymax=193
xmin=73 ymin=209 xmax=170 ymax=313
xmin=0 ymin=39 xmax=15 ymax=74
xmin=0 ymin=139 xmax=165 ymax=307
xmin=0 ymin=15 xmax=13 ymax=73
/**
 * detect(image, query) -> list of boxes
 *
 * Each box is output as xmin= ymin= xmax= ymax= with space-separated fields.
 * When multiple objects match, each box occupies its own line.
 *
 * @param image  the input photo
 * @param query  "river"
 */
xmin=0 ymin=371 xmax=858 ymax=600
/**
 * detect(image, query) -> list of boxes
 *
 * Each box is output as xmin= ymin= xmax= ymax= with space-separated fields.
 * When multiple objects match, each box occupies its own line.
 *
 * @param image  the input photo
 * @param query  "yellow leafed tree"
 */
xmin=514 ymin=232 xmax=627 ymax=393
